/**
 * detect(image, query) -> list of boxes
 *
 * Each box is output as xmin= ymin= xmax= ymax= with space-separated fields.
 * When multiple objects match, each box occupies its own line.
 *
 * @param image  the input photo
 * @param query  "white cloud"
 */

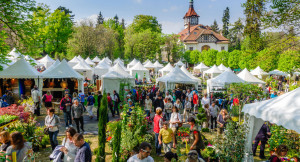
xmin=162 ymin=9 xmax=169 ymax=13
xmin=160 ymin=21 xmax=183 ymax=34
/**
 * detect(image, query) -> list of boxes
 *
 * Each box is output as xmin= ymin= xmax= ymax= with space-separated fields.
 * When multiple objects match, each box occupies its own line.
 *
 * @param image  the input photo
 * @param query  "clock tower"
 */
xmin=183 ymin=0 xmax=199 ymax=29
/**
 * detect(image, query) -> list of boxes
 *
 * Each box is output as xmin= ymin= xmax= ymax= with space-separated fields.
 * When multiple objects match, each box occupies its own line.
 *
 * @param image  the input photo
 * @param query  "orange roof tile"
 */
xmin=184 ymin=8 xmax=199 ymax=18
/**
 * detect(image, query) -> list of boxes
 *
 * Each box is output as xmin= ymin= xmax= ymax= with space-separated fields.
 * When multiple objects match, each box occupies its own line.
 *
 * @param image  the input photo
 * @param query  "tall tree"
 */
xmin=216 ymin=50 xmax=229 ymax=67
xmin=222 ymin=7 xmax=230 ymax=37
xmin=243 ymin=0 xmax=265 ymax=52
xmin=228 ymin=18 xmax=244 ymax=51
xmin=96 ymin=93 xmax=108 ymax=162
xmin=121 ymin=18 xmax=125 ymax=29
xmin=57 ymin=6 xmax=75 ymax=22
xmin=114 ymin=14 xmax=119 ymax=25
xmin=203 ymin=49 xmax=218 ymax=66
xmin=190 ymin=50 xmax=200 ymax=64
xmin=130 ymin=15 xmax=162 ymax=33
xmin=228 ymin=50 xmax=241 ymax=69
xmin=162 ymin=34 xmax=183 ymax=62
xmin=97 ymin=12 xmax=104 ymax=25
xmin=46 ymin=9 xmax=73 ymax=57
xmin=256 ymin=48 xmax=279 ymax=72
xmin=238 ymin=51 xmax=257 ymax=70
xmin=211 ymin=20 xmax=219 ymax=33
xmin=278 ymin=50 xmax=300 ymax=74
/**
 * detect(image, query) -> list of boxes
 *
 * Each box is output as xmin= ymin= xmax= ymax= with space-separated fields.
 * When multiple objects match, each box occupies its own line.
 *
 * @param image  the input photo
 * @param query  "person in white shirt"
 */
xmin=208 ymin=102 xmax=219 ymax=129
xmin=144 ymin=95 xmax=152 ymax=117
xmin=183 ymin=97 xmax=191 ymax=123
xmin=186 ymin=89 xmax=193 ymax=103
xmin=60 ymin=127 xmax=77 ymax=162
xmin=164 ymin=91 xmax=172 ymax=103
xmin=170 ymin=107 xmax=182 ymax=134
xmin=31 ymin=85 xmax=41 ymax=116
xmin=201 ymin=93 xmax=210 ymax=108
xmin=127 ymin=142 xmax=154 ymax=162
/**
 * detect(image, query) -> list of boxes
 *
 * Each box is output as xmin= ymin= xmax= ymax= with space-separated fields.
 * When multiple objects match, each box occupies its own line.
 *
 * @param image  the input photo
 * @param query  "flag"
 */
xmin=135 ymin=73 xmax=138 ymax=80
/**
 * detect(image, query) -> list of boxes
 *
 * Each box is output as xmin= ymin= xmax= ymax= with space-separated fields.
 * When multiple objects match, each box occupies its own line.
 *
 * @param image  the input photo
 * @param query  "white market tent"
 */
xmin=38 ymin=55 xmax=55 ymax=69
xmin=269 ymin=69 xmax=288 ymax=76
xmin=101 ymin=57 xmax=112 ymax=65
xmin=101 ymin=66 xmax=135 ymax=95
xmin=143 ymin=59 xmax=150 ymax=65
xmin=94 ymin=60 xmax=111 ymax=77
xmin=24 ymin=55 xmax=38 ymax=65
xmin=180 ymin=66 xmax=201 ymax=84
xmin=153 ymin=61 xmax=163 ymax=69
xmin=72 ymin=60 xmax=93 ymax=80
xmin=144 ymin=61 xmax=156 ymax=69
xmin=250 ymin=66 xmax=269 ymax=79
xmin=7 ymin=48 xmax=22 ymax=62
xmin=207 ymin=70 xmax=244 ymax=94
xmin=77 ymin=55 xmax=84 ymax=61
xmin=0 ymin=58 xmax=42 ymax=92
xmin=42 ymin=59 xmax=84 ymax=92
xmin=203 ymin=65 xmax=223 ymax=78
xmin=113 ymin=58 xmax=124 ymax=66
xmin=217 ymin=63 xmax=227 ymax=72
xmin=193 ymin=62 xmax=209 ymax=73
xmin=157 ymin=66 xmax=198 ymax=91
xmin=130 ymin=61 xmax=150 ymax=81
xmin=112 ymin=63 xmax=132 ymax=78
xmin=237 ymin=68 xmax=265 ymax=84
xmin=42 ymin=60 xmax=60 ymax=74
xmin=242 ymin=87 xmax=300 ymax=161
xmin=92 ymin=56 xmax=101 ymax=63
xmin=127 ymin=58 xmax=139 ymax=69
xmin=68 ymin=56 xmax=81 ymax=67
xmin=85 ymin=57 xmax=95 ymax=66
xmin=158 ymin=63 xmax=174 ymax=76
xmin=175 ymin=60 xmax=185 ymax=67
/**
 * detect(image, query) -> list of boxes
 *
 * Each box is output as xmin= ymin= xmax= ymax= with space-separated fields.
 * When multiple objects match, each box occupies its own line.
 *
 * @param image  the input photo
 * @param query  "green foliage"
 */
xmin=278 ymin=50 xmax=300 ymax=73
xmin=202 ymin=147 xmax=217 ymax=160
xmin=96 ymin=92 xmax=108 ymax=162
xmin=238 ymin=51 xmax=257 ymax=70
xmin=216 ymin=50 xmax=229 ymax=67
xmin=162 ymin=34 xmax=184 ymax=62
xmin=130 ymin=15 xmax=162 ymax=33
xmin=215 ymin=120 xmax=249 ymax=162
xmin=183 ymin=50 xmax=191 ymax=64
xmin=210 ymin=20 xmax=219 ymax=33
xmin=112 ymin=122 xmax=122 ymax=162
xmin=190 ymin=50 xmax=200 ymax=64
xmin=227 ymin=50 xmax=241 ymax=69
xmin=196 ymin=107 xmax=207 ymax=126
xmin=222 ymin=7 xmax=230 ymax=37
xmin=203 ymin=49 xmax=218 ymax=66
xmin=256 ymin=48 xmax=279 ymax=72
xmin=228 ymin=18 xmax=244 ymax=51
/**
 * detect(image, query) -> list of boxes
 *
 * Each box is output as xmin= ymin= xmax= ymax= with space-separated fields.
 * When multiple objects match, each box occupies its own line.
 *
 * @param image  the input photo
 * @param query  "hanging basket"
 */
xmin=24 ymin=80 xmax=33 ymax=86
xmin=60 ymin=81 xmax=68 ymax=89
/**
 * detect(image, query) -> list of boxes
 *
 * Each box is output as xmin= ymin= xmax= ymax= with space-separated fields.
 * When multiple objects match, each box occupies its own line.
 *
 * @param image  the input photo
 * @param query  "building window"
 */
xmin=189 ymin=47 xmax=194 ymax=51
xmin=204 ymin=35 xmax=208 ymax=40
xmin=221 ymin=46 xmax=225 ymax=50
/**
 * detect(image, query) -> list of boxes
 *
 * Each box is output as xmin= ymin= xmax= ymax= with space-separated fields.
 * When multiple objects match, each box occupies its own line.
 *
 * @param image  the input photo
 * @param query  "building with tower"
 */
xmin=179 ymin=0 xmax=229 ymax=52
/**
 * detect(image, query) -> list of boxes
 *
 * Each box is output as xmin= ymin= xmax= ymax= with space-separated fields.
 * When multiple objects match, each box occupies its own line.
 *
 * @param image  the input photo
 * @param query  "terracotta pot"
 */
xmin=75 ymin=81 xmax=78 ymax=88
xmin=49 ymin=82 xmax=55 ymax=88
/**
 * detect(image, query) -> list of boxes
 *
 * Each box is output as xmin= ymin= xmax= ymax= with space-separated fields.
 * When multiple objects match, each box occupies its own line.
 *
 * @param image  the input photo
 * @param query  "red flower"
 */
xmin=106 ymin=136 xmax=112 ymax=141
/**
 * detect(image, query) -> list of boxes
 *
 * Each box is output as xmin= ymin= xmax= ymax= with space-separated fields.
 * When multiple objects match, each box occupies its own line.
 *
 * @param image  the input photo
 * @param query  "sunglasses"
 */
xmin=141 ymin=149 xmax=151 ymax=153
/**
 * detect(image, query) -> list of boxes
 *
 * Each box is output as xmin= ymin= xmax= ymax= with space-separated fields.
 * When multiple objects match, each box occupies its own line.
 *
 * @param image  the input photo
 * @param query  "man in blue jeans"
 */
xmin=113 ymin=90 xmax=120 ymax=116
xmin=78 ymin=90 xmax=86 ymax=112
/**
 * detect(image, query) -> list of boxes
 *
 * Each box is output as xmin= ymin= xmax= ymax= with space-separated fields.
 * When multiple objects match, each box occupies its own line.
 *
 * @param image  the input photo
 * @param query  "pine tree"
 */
xmin=121 ymin=18 xmax=125 ymax=29
xmin=243 ymin=0 xmax=265 ymax=51
xmin=112 ymin=121 xmax=122 ymax=162
xmin=211 ymin=20 xmax=219 ymax=33
xmin=114 ymin=14 xmax=119 ymax=25
xmin=222 ymin=7 xmax=230 ymax=37
xmin=97 ymin=11 xmax=104 ymax=25
xmin=96 ymin=92 xmax=108 ymax=162
xmin=57 ymin=6 xmax=75 ymax=21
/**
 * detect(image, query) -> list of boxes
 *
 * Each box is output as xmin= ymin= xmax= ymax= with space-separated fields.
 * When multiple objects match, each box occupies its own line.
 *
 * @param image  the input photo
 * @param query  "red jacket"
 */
xmin=153 ymin=114 xmax=162 ymax=133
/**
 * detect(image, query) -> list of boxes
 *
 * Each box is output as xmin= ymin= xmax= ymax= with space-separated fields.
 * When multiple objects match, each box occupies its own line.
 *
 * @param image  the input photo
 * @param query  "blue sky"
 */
xmin=35 ymin=0 xmax=246 ymax=34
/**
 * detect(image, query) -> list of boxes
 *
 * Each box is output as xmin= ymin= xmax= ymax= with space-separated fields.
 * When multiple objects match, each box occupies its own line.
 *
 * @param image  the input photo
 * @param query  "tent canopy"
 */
xmin=42 ymin=59 xmax=60 ymax=74
xmin=175 ymin=60 xmax=185 ymax=67
xmin=208 ymin=70 xmax=245 ymax=87
xmin=103 ymin=57 xmax=112 ymax=64
xmin=243 ymin=87 xmax=300 ymax=133
xmin=7 ymin=48 xmax=22 ymax=61
xmin=157 ymin=66 xmax=197 ymax=85
xmin=38 ymin=55 xmax=55 ymax=64
xmin=0 ymin=58 xmax=39 ymax=79
xmin=72 ymin=60 xmax=92 ymax=71
xmin=204 ymin=65 xmax=222 ymax=74
xmin=153 ymin=61 xmax=163 ymax=68
xmin=127 ymin=58 xmax=139 ymax=69
xmin=77 ymin=55 xmax=84 ymax=61
xmin=42 ymin=59 xmax=83 ymax=79
xmin=112 ymin=63 xmax=132 ymax=78
xmin=217 ymin=63 xmax=227 ymax=71
xmin=194 ymin=62 xmax=209 ymax=71
xmin=238 ymin=68 xmax=265 ymax=84
xmin=92 ymin=56 xmax=101 ymax=62
xmin=95 ymin=60 xmax=111 ymax=69
xmin=130 ymin=61 xmax=148 ymax=71
xmin=143 ymin=59 xmax=150 ymax=65
xmin=159 ymin=63 xmax=174 ymax=73
xmin=85 ymin=57 xmax=95 ymax=66
xmin=69 ymin=56 xmax=80 ymax=63
xmin=180 ymin=66 xmax=201 ymax=83
xmin=250 ymin=66 xmax=269 ymax=76
xmin=269 ymin=69 xmax=288 ymax=76
xmin=144 ymin=61 xmax=156 ymax=69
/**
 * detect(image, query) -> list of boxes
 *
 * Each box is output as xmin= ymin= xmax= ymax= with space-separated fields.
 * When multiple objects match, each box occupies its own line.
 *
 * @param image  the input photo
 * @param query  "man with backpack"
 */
xmin=113 ymin=90 xmax=121 ymax=116
xmin=86 ymin=92 xmax=95 ymax=119
xmin=78 ymin=90 xmax=86 ymax=112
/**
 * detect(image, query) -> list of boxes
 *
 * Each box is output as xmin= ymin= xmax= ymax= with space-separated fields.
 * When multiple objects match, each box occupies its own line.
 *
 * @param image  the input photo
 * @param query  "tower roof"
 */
xmin=183 ymin=0 xmax=199 ymax=18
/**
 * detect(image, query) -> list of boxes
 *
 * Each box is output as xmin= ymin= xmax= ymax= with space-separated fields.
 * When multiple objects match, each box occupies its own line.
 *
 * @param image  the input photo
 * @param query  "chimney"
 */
xmin=188 ymin=22 xmax=191 ymax=35
xmin=220 ymin=30 xmax=223 ymax=36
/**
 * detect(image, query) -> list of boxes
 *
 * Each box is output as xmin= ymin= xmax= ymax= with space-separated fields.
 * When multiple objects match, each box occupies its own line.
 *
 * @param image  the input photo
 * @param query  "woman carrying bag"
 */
xmin=45 ymin=108 xmax=60 ymax=150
